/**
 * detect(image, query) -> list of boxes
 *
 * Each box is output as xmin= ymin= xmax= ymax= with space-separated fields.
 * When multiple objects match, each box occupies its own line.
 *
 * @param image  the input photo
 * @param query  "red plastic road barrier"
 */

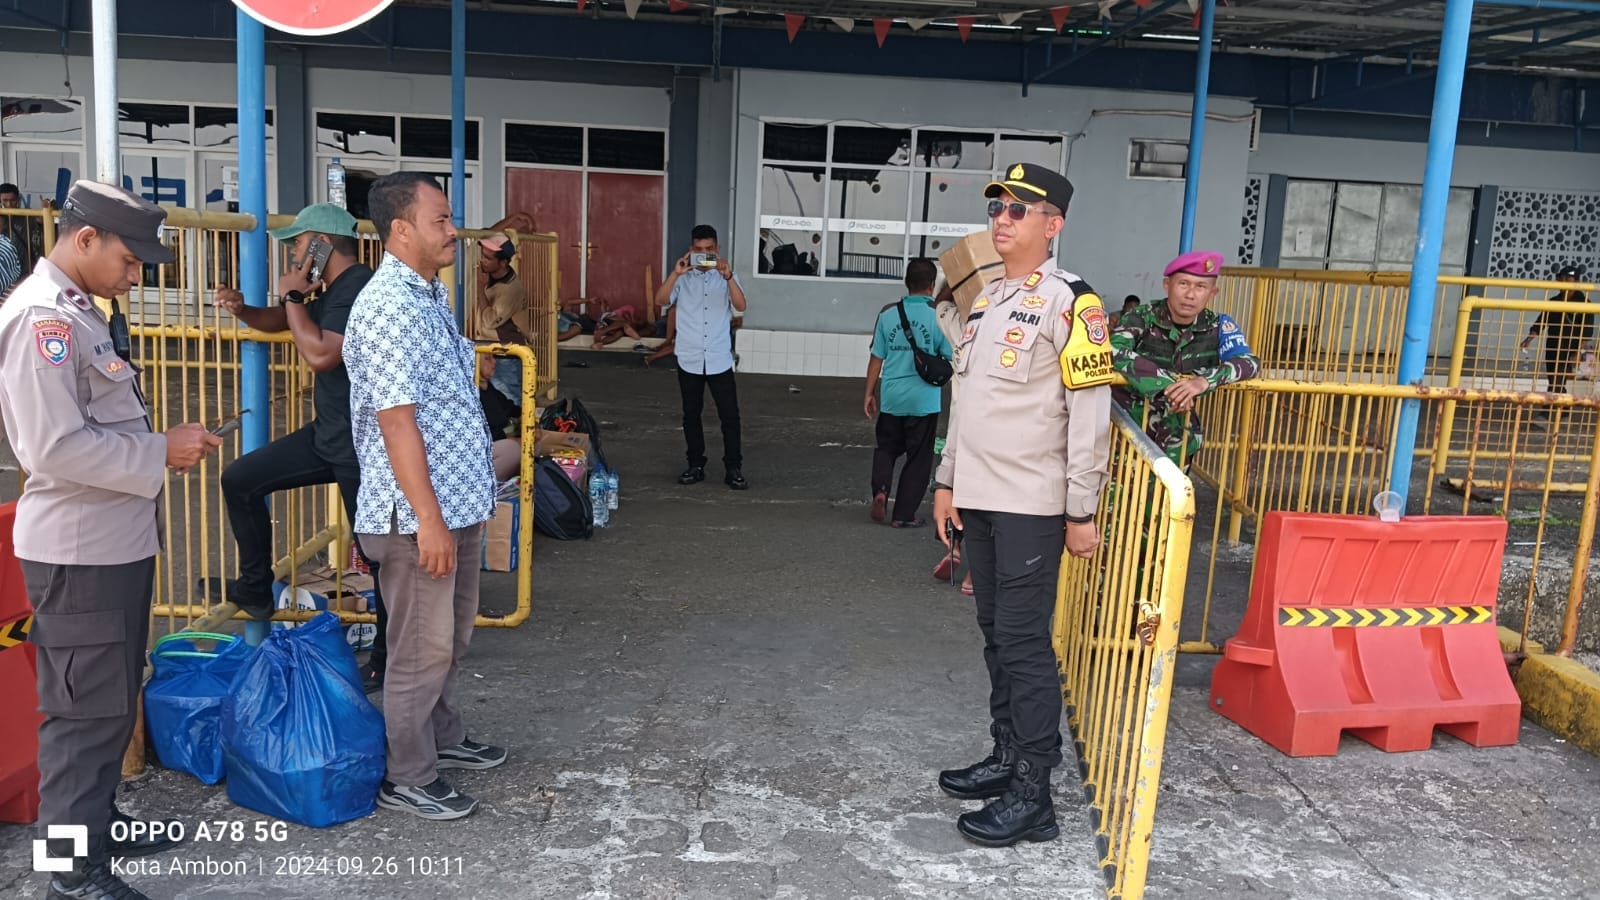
xmin=0 ymin=503 xmax=27 ymax=626
xmin=0 ymin=502 xmax=41 ymax=823
xmin=1210 ymin=512 xmax=1521 ymax=757
xmin=0 ymin=641 xmax=41 ymax=823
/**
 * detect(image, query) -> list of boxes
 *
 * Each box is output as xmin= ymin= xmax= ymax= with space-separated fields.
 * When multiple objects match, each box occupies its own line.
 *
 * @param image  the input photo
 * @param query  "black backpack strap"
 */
xmin=896 ymin=301 xmax=925 ymax=356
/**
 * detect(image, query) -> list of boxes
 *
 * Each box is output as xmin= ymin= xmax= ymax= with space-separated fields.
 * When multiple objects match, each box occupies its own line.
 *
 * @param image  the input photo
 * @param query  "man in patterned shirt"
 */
xmin=342 ymin=172 xmax=506 ymax=821
xmin=0 ymin=232 xmax=19 ymax=298
xmin=1110 ymin=250 xmax=1259 ymax=467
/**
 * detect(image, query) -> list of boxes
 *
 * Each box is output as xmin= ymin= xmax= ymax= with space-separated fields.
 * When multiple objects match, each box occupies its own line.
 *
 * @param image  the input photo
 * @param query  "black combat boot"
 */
xmin=938 ymin=723 xmax=1015 ymax=800
xmin=955 ymin=756 xmax=1060 ymax=847
xmin=46 ymin=835 xmax=150 ymax=900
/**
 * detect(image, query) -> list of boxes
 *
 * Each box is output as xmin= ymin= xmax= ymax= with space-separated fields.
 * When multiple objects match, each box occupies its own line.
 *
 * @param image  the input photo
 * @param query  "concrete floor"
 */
xmin=4 ymin=362 xmax=1600 ymax=899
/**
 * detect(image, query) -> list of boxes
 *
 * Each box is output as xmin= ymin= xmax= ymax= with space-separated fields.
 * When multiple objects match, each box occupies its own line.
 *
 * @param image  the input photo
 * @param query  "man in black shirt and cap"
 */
xmin=1521 ymin=263 xmax=1593 ymax=402
xmin=214 ymin=203 xmax=389 ymax=689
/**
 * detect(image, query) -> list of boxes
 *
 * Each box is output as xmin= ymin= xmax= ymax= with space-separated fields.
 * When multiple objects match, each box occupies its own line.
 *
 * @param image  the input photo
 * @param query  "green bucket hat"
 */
xmin=270 ymin=203 xmax=358 ymax=241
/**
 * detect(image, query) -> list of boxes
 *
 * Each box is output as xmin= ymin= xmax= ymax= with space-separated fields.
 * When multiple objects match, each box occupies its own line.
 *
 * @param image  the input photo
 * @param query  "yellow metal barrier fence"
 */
xmin=1054 ymin=405 xmax=1195 ymax=900
xmin=33 ymin=208 xmax=543 ymax=638
xmin=1181 ymin=378 xmax=1600 ymax=658
xmin=1214 ymin=268 xmax=1598 ymax=387
xmin=0 ymin=205 xmax=55 ymax=276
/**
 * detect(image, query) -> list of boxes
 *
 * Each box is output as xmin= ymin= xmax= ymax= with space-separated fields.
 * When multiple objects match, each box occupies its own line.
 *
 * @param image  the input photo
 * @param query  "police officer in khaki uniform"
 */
xmin=931 ymin=163 xmax=1114 ymax=848
xmin=0 ymin=181 xmax=221 ymax=900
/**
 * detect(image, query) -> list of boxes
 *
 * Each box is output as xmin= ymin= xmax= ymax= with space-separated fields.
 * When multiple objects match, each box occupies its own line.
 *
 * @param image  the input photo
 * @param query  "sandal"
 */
xmin=891 ymin=518 xmax=927 ymax=529
xmin=932 ymin=553 xmax=958 ymax=582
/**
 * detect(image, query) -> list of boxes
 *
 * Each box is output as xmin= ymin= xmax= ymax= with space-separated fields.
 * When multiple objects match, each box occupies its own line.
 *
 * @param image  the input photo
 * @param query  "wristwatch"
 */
xmin=282 ymin=290 xmax=308 ymax=305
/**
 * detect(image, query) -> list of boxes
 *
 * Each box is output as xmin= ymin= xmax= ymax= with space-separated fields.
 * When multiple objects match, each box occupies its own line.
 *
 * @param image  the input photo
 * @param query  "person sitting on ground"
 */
xmin=590 ymin=304 xmax=642 ymax=349
xmin=1110 ymin=294 xmax=1140 ymax=328
xmin=644 ymin=304 xmax=677 ymax=368
xmin=864 ymin=258 xmax=951 ymax=529
xmin=557 ymin=297 xmax=597 ymax=342
xmin=1111 ymin=251 xmax=1259 ymax=467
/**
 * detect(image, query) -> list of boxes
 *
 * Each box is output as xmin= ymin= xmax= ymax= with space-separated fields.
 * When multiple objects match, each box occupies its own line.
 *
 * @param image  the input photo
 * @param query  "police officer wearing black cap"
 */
xmin=0 ymin=181 xmax=222 ymax=899
xmin=931 ymin=162 xmax=1113 ymax=847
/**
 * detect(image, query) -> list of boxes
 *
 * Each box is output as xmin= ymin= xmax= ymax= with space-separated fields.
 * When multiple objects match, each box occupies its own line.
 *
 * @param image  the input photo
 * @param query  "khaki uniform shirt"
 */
xmin=0 ymin=259 xmax=167 ymax=565
xmin=935 ymin=259 xmax=1114 ymax=519
xmin=475 ymin=270 xmax=528 ymax=343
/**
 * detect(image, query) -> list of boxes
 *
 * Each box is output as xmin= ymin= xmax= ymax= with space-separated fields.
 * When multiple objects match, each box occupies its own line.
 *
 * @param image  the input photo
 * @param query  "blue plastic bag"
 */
xmin=144 ymin=632 xmax=255 ymax=785
xmin=220 ymin=612 xmax=386 ymax=827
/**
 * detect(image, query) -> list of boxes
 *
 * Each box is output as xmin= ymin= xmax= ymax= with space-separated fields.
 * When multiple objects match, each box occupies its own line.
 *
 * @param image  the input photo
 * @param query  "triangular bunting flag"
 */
xmin=956 ymin=15 xmax=974 ymax=41
xmin=624 ymin=0 xmax=642 ymax=18
xmin=1098 ymin=0 xmax=1118 ymax=19
xmin=873 ymin=17 xmax=891 ymax=46
xmin=830 ymin=16 xmax=855 ymax=32
xmin=714 ymin=7 xmax=738 ymax=15
xmin=1051 ymin=6 xmax=1070 ymax=31
xmin=1191 ymin=7 xmax=1201 ymax=27
xmin=907 ymin=17 xmax=931 ymax=31
xmin=786 ymin=13 xmax=805 ymax=41
xmin=668 ymin=0 xmax=691 ymax=11
xmin=1132 ymin=0 xmax=1152 ymax=7
xmin=998 ymin=11 xmax=1025 ymax=25
xmin=577 ymin=0 xmax=587 ymax=11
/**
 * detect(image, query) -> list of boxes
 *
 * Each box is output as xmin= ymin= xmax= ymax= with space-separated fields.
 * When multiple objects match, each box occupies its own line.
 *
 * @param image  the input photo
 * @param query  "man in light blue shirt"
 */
xmin=343 ymin=172 xmax=505 ymax=822
xmin=864 ymin=258 xmax=952 ymax=527
xmin=655 ymin=224 xmax=749 ymax=489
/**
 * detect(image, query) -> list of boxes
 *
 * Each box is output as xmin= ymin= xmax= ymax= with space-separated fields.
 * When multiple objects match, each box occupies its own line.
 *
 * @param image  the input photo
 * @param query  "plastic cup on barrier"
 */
xmin=1373 ymin=491 xmax=1404 ymax=523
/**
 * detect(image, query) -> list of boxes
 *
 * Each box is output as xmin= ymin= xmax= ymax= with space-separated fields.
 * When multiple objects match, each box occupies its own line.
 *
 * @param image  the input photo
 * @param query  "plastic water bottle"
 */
xmin=606 ymin=470 xmax=619 ymax=511
xmin=326 ymin=157 xmax=347 ymax=209
xmin=589 ymin=472 xmax=609 ymax=528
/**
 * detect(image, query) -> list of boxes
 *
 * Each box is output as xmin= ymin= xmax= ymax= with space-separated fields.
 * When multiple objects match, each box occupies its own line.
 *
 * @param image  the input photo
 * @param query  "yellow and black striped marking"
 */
xmin=1278 ymin=606 xmax=1493 ymax=628
xmin=0 ymin=616 xmax=31 ymax=649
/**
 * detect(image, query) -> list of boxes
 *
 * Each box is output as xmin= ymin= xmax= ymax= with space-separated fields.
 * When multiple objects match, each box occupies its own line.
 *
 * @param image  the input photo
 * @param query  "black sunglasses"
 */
xmin=986 ymin=198 xmax=1052 ymax=221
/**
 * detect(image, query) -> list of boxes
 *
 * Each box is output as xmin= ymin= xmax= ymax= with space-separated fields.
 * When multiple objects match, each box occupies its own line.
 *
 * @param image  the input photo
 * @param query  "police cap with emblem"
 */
xmin=61 ymin=179 xmax=174 ymax=265
xmin=984 ymin=162 xmax=1075 ymax=213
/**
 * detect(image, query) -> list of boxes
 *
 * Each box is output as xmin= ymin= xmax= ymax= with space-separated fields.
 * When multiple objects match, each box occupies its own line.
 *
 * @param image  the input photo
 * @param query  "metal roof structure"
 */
xmin=419 ymin=0 xmax=1600 ymax=76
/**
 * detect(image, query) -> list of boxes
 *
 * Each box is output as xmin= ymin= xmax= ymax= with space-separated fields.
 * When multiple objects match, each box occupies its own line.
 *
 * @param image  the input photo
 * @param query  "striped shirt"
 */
xmin=0 ymin=235 xmax=20 ymax=299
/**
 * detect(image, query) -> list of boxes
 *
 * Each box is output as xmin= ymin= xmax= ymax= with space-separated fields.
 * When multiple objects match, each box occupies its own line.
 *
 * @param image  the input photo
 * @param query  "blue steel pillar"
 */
xmin=1178 ymin=0 xmax=1215 ymax=253
xmin=451 ymin=0 xmax=466 ymax=329
xmin=237 ymin=10 xmax=270 ymax=644
xmin=1388 ymin=0 xmax=1475 ymax=505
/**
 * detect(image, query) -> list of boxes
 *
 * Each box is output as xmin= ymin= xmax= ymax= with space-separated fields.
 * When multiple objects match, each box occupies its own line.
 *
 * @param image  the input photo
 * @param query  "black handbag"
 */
xmin=896 ymin=301 xmax=954 ymax=387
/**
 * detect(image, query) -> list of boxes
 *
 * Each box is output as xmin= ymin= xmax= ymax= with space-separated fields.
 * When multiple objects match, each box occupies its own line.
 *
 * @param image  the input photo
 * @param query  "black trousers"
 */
xmin=871 ymin=412 xmax=938 ymax=523
xmin=220 ymin=424 xmax=387 ymax=665
xmin=961 ymin=509 xmax=1065 ymax=768
xmin=22 ymin=557 xmax=154 ymax=843
xmin=678 ymin=368 xmax=742 ymax=470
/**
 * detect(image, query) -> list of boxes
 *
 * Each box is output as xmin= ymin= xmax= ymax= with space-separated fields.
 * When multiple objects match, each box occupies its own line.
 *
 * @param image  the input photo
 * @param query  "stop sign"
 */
xmin=233 ymin=0 xmax=396 ymax=36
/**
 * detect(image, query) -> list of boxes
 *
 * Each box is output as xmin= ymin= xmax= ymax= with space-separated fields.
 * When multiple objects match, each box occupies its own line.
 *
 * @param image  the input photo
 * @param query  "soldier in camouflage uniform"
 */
xmin=1111 ymin=250 xmax=1259 ymax=466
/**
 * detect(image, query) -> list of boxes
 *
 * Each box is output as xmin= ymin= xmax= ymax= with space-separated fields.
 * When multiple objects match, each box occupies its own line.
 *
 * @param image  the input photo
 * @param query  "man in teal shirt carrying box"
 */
xmin=864 ymin=258 xmax=952 ymax=528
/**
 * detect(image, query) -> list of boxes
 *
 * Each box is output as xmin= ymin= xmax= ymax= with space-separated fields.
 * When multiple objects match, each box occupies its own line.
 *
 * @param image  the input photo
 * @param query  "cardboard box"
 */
xmin=272 ymin=567 xmax=377 ymax=649
xmin=481 ymin=496 xmax=521 ymax=573
xmin=535 ymin=428 xmax=591 ymax=458
xmin=939 ymin=231 xmax=1004 ymax=320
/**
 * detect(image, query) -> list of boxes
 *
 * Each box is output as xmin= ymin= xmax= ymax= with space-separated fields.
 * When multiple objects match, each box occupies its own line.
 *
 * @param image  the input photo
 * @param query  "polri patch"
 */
xmin=33 ymin=318 xmax=71 ymax=366
xmin=1022 ymin=296 xmax=1045 ymax=310
xmin=1023 ymin=272 xmax=1043 ymax=289
xmin=972 ymin=297 xmax=990 ymax=311
xmin=1005 ymin=326 xmax=1026 ymax=345
xmin=1078 ymin=305 xmax=1109 ymax=345
xmin=999 ymin=348 xmax=1019 ymax=369
xmin=61 ymin=289 xmax=93 ymax=311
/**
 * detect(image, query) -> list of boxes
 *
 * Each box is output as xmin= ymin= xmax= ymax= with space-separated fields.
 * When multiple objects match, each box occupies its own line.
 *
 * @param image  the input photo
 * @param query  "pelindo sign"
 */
xmin=233 ymin=0 xmax=395 ymax=36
